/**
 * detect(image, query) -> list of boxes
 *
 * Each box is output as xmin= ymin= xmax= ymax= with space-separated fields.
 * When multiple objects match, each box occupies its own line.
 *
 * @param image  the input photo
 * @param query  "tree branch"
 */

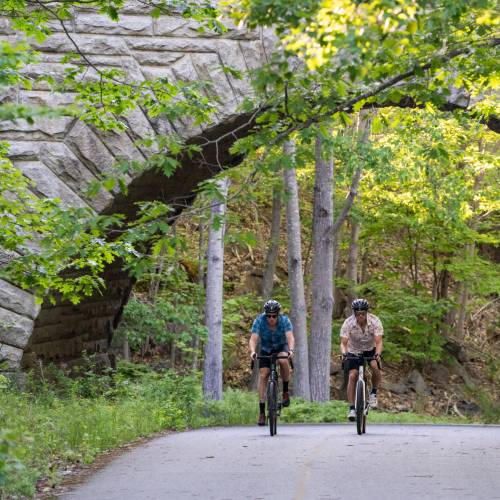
xmin=270 ymin=37 xmax=500 ymax=143
xmin=333 ymin=165 xmax=362 ymax=235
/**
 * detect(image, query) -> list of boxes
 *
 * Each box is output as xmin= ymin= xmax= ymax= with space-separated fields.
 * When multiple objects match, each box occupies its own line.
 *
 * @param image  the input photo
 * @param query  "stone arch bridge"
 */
xmin=0 ymin=4 xmax=274 ymax=370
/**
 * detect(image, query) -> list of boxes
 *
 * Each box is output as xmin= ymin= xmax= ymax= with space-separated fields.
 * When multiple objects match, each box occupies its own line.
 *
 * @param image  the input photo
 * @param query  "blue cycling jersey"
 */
xmin=251 ymin=313 xmax=292 ymax=352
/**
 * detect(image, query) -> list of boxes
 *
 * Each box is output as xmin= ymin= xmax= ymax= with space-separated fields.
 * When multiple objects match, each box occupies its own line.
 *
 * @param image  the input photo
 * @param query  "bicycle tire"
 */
xmin=268 ymin=380 xmax=277 ymax=436
xmin=355 ymin=381 xmax=365 ymax=436
xmin=271 ymin=409 xmax=277 ymax=436
xmin=362 ymin=404 xmax=367 ymax=434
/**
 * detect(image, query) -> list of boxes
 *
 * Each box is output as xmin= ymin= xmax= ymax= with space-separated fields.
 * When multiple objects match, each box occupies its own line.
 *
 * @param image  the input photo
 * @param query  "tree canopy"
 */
xmin=0 ymin=0 xmax=498 ymax=304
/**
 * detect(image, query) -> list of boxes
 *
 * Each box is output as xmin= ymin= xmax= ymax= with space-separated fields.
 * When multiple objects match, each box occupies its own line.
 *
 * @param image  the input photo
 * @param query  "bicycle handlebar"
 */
xmin=251 ymin=354 xmax=294 ymax=370
xmin=256 ymin=354 xmax=290 ymax=360
xmin=342 ymin=353 xmax=382 ymax=370
xmin=343 ymin=353 xmax=380 ymax=361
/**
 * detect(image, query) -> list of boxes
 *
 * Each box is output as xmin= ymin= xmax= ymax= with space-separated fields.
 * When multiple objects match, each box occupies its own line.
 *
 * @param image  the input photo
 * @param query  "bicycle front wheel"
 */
xmin=355 ymin=381 xmax=365 ymax=435
xmin=268 ymin=380 xmax=278 ymax=436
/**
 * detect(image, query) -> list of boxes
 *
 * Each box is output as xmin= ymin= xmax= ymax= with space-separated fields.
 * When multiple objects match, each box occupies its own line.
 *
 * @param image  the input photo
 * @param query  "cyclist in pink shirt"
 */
xmin=340 ymin=299 xmax=383 ymax=421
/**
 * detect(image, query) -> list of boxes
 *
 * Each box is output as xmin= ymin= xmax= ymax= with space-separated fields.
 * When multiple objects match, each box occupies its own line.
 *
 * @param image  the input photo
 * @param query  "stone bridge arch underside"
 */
xmin=0 ymin=7 xmax=273 ymax=371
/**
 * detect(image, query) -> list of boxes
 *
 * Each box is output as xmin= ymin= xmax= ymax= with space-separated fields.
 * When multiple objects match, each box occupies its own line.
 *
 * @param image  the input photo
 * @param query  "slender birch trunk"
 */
xmin=283 ymin=140 xmax=311 ymax=400
xmin=261 ymin=186 xmax=282 ymax=299
xmin=344 ymin=218 xmax=360 ymax=316
xmin=309 ymin=133 xmax=334 ymax=402
xmin=250 ymin=188 xmax=281 ymax=389
xmin=122 ymin=336 xmax=130 ymax=361
xmin=456 ymin=242 xmax=475 ymax=340
xmin=192 ymin=220 xmax=206 ymax=371
xmin=455 ymin=168 xmax=483 ymax=340
xmin=142 ymin=248 xmax=166 ymax=357
xmin=249 ymin=183 xmax=282 ymax=387
xmin=202 ymin=177 xmax=229 ymax=400
xmin=334 ymin=115 xmax=371 ymax=312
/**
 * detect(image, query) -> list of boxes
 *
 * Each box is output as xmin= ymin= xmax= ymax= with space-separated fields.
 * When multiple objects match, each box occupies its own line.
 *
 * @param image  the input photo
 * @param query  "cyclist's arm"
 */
xmin=374 ymin=335 xmax=383 ymax=357
xmin=340 ymin=336 xmax=349 ymax=356
xmin=285 ymin=330 xmax=294 ymax=354
xmin=249 ymin=333 xmax=259 ymax=358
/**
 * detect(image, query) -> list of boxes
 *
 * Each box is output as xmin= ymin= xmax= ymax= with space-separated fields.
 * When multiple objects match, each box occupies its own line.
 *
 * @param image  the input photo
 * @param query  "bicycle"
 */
xmin=344 ymin=353 xmax=380 ymax=435
xmin=251 ymin=353 xmax=292 ymax=436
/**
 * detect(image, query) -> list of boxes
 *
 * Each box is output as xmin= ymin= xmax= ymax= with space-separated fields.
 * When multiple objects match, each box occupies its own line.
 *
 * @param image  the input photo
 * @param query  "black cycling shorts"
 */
xmin=345 ymin=348 xmax=376 ymax=372
xmin=259 ymin=345 xmax=289 ymax=369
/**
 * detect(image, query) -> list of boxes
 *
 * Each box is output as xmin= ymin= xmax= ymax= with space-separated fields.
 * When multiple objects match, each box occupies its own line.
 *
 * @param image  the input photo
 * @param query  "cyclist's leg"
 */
xmin=258 ymin=367 xmax=270 ymax=402
xmin=257 ymin=367 xmax=270 ymax=425
xmin=361 ymin=348 xmax=379 ymax=407
xmin=369 ymin=357 xmax=381 ymax=408
xmin=277 ymin=351 xmax=291 ymax=407
xmin=347 ymin=367 xmax=359 ymax=406
xmin=277 ymin=352 xmax=290 ymax=383
xmin=369 ymin=359 xmax=381 ymax=389
xmin=347 ymin=368 xmax=359 ymax=421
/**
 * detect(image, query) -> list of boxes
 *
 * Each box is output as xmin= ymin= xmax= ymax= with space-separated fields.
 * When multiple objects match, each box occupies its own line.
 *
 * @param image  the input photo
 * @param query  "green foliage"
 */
xmin=281 ymin=398 xmax=347 ymax=423
xmin=222 ymin=294 xmax=262 ymax=367
xmin=117 ymin=295 xmax=206 ymax=353
xmin=0 ymin=362 xmax=201 ymax=497
xmin=0 ymin=157 xmax=154 ymax=303
xmin=356 ymin=278 xmax=449 ymax=361
xmin=0 ymin=430 xmax=26 ymax=490
xmin=227 ymin=0 xmax=499 ymax=165
xmin=0 ymin=149 xmax=204 ymax=303
xmin=464 ymin=386 xmax=500 ymax=425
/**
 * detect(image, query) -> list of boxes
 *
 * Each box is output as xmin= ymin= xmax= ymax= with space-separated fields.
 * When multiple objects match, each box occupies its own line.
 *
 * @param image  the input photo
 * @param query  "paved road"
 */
xmin=63 ymin=424 xmax=500 ymax=500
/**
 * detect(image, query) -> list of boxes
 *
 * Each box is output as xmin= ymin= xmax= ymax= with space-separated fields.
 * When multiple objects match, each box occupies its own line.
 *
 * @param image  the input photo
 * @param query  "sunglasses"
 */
xmin=354 ymin=310 xmax=367 ymax=316
xmin=266 ymin=314 xmax=278 ymax=319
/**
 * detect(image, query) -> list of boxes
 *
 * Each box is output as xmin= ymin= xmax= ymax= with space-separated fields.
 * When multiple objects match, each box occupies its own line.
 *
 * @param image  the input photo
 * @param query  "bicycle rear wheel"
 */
xmin=355 ymin=381 xmax=365 ymax=435
xmin=268 ymin=380 xmax=278 ymax=436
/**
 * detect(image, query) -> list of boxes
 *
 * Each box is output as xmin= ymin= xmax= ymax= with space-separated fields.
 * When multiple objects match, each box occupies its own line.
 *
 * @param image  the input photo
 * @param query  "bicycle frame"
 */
xmin=355 ymin=363 xmax=368 ymax=414
xmin=345 ymin=354 xmax=379 ymax=435
xmin=254 ymin=353 xmax=290 ymax=436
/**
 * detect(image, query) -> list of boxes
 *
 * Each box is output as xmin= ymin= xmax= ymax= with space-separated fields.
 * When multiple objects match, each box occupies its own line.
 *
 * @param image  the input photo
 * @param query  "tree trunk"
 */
xmin=192 ymin=220 xmax=205 ymax=371
xmin=455 ymin=168 xmax=484 ymax=340
xmin=332 ymin=233 xmax=345 ymax=319
xmin=333 ymin=115 xmax=371 ymax=313
xmin=122 ymin=336 xmax=130 ymax=361
xmin=202 ymin=177 xmax=229 ymax=400
xmin=360 ymin=248 xmax=369 ymax=285
xmin=439 ymin=268 xmax=451 ymax=300
xmin=309 ymin=133 xmax=334 ymax=402
xmin=141 ymin=248 xmax=166 ymax=357
xmin=283 ymin=140 xmax=311 ymax=401
xmin=346 ymin=220 xmax=360 ymax=288
xmin=170 ymin=337 xmax=177 ymax=366
xmin=344 ymin=218 xmax=360 ymax=316
xmin=261 ymin=186 xmax=282 ymax=299
xmin=456 ymin=242 xmax=475 ymax=340
xmin=148 ymin=249 xmax=165 ymax=301
xmin=331 ymin=113 xmax=371 ymax=236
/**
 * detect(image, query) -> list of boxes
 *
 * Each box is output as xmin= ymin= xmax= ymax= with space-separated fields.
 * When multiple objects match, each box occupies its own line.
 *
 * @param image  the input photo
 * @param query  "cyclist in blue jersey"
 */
xmin=249 ymin=299 xmax=295 ymax=426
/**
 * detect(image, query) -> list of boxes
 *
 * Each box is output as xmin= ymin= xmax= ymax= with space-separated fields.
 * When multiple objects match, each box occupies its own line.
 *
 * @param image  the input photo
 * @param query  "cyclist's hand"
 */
xmin=341 ymin=353 xmax=348 ymax=361
xmin=374 ymin=352 xmax=381 ymax=360
xmin=250 ymin=351 xmax=257 ymax=361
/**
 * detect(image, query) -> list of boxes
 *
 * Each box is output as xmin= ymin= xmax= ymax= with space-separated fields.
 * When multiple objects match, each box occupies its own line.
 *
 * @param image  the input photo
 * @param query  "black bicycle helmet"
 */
xmin=263 ymin=299 xmax=281 ymax=314
xmin=351 ymin=298 xmax=369 ymax=311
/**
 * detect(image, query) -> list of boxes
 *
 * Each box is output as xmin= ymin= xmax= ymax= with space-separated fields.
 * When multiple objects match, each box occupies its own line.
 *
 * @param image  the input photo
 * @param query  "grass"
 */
xmin=0 ymin=361 xmax=489 ymax=498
